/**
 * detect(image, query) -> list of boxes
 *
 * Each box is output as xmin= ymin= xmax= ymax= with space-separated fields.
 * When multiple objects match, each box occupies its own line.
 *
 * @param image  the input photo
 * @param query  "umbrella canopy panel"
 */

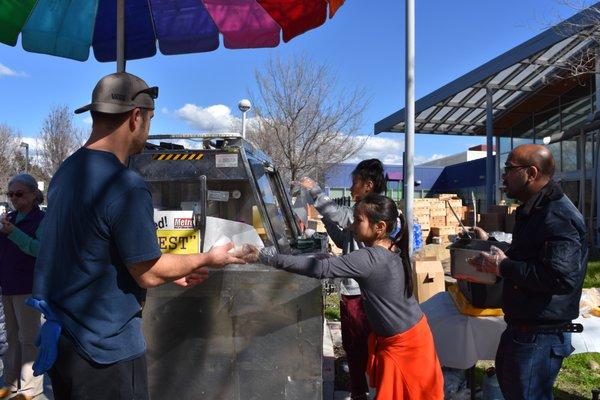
xmin=0 ymin=0 xmax=345 ymax=62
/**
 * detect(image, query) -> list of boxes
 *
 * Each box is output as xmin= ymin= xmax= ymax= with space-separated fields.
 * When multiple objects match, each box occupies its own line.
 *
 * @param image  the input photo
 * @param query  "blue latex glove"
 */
xmin=26 ymin=298 xmax=61 ymax=376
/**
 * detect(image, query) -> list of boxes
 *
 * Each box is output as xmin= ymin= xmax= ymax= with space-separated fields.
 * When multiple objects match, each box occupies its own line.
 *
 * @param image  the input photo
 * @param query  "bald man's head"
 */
xmin=511 ymin=144 xmax=555 ymax=179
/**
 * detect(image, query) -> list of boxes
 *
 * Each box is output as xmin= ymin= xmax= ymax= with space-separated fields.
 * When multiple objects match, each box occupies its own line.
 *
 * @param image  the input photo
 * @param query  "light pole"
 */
xmin=20 ymin=142 xmax=29 ymax=173
xmin=238 ymin=99 xmax=251 ymax=139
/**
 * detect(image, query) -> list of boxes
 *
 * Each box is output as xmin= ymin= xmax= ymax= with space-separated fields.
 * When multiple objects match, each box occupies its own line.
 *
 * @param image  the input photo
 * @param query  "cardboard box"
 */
xmin=430 ymin=208 xmax=447 ymax=217
xmin=446 ymin=199 xmax=463 ymax=210
xmin=429 ymin=201 xmax=446 ymax=210
xmin=445 ymin=216 xmax=460 ymax=226
xmin=415 ymin=214 xmax=429 ymax=224
xmin=429 ymin=216 xmax=446 ymax=227
xmin=431 ymin=226 xmax=457 ymax=237
xmin=412 ymin=258 xmax=446 ymax=303
xmin=436 ymin=193 xmax=459 ymax=200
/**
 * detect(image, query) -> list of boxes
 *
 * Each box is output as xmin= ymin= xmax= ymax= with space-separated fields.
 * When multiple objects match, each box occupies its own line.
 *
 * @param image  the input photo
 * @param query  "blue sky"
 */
xmin=0 ymin=0 xmax=587 ymax=165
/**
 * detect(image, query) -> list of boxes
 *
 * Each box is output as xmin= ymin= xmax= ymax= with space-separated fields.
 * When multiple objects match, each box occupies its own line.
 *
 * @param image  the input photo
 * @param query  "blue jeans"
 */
xmin=495 ymin=327 xmax=574 ymax=400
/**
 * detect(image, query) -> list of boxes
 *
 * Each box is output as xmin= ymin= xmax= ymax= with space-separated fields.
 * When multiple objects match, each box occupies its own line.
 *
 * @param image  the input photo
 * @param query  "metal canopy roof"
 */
xmin=374 ymin=3 xmax=600 ymax=136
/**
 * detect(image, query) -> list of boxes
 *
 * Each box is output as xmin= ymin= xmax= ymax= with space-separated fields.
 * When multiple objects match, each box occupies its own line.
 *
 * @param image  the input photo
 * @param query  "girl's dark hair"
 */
xmin=356 ymin=194 xmax=413 ymax=298
xmin=352 ymin=159 xmax=387 ymax=194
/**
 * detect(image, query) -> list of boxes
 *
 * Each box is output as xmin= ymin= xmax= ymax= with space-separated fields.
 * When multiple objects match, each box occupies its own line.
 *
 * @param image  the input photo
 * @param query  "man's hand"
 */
xmin=470 ymin=226 xmax=489 ymax=241
xmin=25 ymin=298 xmax=61 ymax=376
xmin=174 ymin=268 xmax=210 ymax=288
xmin=467 ymin=245 xmax=507 ymax=276
xmin=206 ymin=243 xmax=246 ymax=268
xmin=299 ymin=177 xmax=317 ymax=191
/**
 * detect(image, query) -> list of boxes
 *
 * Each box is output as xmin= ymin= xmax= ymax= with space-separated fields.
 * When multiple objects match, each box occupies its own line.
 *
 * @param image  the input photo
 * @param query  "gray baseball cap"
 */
xmin=74 ymin=72 xmax=158 ymax=114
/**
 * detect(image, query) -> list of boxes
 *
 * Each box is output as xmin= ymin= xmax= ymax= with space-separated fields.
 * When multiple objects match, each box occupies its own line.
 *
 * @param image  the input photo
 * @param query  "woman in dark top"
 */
xmin=246 ymin=195 xmax=443 ymax=399
xmin=0 ymin=174 xmax=45 ymax=400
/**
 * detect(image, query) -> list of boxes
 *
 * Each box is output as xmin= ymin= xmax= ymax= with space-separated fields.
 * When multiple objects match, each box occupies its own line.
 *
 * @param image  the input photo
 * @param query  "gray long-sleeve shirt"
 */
xmin=310 ymin=187 xmax=362 ymax=295
xmin=272 ymin=246 xmax=423 ymax=337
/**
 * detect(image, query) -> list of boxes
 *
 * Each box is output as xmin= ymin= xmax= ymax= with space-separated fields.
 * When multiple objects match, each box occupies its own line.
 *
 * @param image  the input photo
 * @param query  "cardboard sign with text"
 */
xmin=154 ymin=210 xmax=200 ymax=255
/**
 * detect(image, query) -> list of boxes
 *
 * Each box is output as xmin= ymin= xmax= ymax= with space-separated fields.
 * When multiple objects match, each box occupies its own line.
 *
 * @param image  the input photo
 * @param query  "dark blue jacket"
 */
xmin=500 ymin=180 xmax=588 ymax=324
xmin=0 ymin=206 xmax=45 ymax=295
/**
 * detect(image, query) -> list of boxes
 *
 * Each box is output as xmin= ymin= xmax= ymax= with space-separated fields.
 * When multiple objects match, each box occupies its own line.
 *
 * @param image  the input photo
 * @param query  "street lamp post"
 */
xmin=238 ymin=99 xmax=251 ymax=139
xmin=20 ymin=142 xmax=29 ymax=173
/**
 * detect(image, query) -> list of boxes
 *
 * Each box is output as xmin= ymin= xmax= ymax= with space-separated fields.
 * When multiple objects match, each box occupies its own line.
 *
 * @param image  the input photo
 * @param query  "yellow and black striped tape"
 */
xmin=152 ymin=153 xmax=204 ymax=161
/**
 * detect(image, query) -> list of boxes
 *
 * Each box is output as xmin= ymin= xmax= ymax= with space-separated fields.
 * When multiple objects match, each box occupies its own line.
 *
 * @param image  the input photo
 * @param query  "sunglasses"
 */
xmin=503 ymin=165 xmax=532 ymax=174
xmin=132 ymin=86 xmax=159 ymax=101
xmin=6 ymin=191 xmax=24 ymax=198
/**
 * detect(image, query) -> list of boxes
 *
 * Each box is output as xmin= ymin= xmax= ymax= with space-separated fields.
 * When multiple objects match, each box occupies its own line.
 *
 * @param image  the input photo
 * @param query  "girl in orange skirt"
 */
xmin=248 ymin=194 xmax=444 ymax=399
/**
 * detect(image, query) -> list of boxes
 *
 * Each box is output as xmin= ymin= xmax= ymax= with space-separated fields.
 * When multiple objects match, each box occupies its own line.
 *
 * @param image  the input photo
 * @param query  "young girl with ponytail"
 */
xmin=300 ymin=158 xmax=387 ymax=399
xmin=245 ymin=194 xmax=443 ymax=399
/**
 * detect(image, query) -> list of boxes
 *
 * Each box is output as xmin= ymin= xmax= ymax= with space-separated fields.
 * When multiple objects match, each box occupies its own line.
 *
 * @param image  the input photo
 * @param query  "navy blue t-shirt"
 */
xmin=33 ymin=147 xmax=161 ymax=364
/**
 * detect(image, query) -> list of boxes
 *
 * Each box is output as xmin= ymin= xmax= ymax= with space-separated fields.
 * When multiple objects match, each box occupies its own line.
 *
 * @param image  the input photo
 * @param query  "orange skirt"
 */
xmin=366 ymin=316 xmax=444 ymax=400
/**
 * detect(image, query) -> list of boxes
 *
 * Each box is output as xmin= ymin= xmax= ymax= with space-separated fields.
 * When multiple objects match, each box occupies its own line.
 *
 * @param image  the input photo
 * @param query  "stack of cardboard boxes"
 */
xmin=478 ymin=204 xmax=518 ymax=233
xmin=410 ymin=194 xmax=467 ymax=244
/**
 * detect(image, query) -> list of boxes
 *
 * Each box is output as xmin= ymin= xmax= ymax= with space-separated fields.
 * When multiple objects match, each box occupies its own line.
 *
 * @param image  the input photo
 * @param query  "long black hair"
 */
xmin=356 ymin=194 xmax=413 ymax=298
xmin=351 ymin=159 xmax=387 ymax=194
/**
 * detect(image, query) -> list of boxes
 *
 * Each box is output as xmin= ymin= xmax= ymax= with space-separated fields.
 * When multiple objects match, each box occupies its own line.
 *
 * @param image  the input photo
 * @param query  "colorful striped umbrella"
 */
xmin=0 ymin=0 xmax=344 ymax=65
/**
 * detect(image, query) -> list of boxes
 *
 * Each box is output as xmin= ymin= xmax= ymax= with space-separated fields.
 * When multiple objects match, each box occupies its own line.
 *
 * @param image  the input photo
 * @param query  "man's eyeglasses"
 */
xmin=132 ymin=86 xmax=159 ymax=101
xmin=6 ymin=191 xmax=24 ymax=198
xmin=503 ymin=165 xmax=531 ymax=174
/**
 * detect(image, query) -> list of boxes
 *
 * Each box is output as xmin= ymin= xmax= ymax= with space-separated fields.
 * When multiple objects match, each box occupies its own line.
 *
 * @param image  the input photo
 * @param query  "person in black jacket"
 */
xmin=469 ymin=144 xmax=587 ymax=400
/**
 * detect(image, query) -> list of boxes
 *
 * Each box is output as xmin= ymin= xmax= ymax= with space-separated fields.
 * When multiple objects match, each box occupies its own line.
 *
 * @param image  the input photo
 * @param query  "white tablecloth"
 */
xmin=421 ymin=292 xmax=600 ymax=369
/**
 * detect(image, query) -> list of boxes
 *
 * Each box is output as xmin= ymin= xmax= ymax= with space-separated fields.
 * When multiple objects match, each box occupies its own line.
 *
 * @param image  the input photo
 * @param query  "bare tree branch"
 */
xmin=548 ymin=1 xmax=600 ymax=80
xmin=0 ymin=124 xmax=23 ymax=192
xmin=39 ymin=105 xmax=83 ymax=178
xmin=248 ymin=55 xmax=369 ymax=186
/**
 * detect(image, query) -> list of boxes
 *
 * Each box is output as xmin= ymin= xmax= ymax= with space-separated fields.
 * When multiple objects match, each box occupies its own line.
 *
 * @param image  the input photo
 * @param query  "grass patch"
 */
xmin=475 ymin=354 xmax=600 ymax=399
xmin=554 ymin=353 xmax=600 ymax=399
xmin=585 ymin=258 xmax=600 ymax=288
xmin=324 ymin=292 xmax=340 ymax=321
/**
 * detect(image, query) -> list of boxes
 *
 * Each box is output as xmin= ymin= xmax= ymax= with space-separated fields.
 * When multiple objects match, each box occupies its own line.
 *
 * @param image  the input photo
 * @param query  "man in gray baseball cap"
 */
xmin=29 ymin=72 xmax=245 ymax=400
xmin=74 ymin=72 xmax=158 ymax=115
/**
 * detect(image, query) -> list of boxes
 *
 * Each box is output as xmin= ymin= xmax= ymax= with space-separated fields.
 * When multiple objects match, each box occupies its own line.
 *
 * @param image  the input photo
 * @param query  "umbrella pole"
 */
xmin=117 ymin=0 xmax=126 ymax=72
xmin=404 ymin=0 xmax=415 ymax=256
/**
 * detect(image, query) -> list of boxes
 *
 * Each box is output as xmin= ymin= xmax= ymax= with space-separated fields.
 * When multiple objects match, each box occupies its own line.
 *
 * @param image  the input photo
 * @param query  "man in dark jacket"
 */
xmin=469 ymin=144 xmax=587 ymax=400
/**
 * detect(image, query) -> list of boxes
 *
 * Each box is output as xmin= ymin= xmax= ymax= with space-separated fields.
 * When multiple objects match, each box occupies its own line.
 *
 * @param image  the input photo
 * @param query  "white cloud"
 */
xmin=82 ymin=116 xmax=93 ymax=125
xmin=345 ymin=136 xmax=448 ymax=166
xmin=346 ymin=136 xmax=406 ymax=165
xmin=0 ymin=62 xmax=27 ymax=78
xmin=173 ymin=103 xmax=239 ymax=132
xmin=415 ymin=153 xmax=447 ymax=165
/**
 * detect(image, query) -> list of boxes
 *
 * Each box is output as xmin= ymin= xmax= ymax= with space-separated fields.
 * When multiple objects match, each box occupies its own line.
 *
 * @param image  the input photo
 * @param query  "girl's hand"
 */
xmin=299 ymin=177 xmax=316 ymax=191
xmin=234 ymin=244 xmax=260 ymax=263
